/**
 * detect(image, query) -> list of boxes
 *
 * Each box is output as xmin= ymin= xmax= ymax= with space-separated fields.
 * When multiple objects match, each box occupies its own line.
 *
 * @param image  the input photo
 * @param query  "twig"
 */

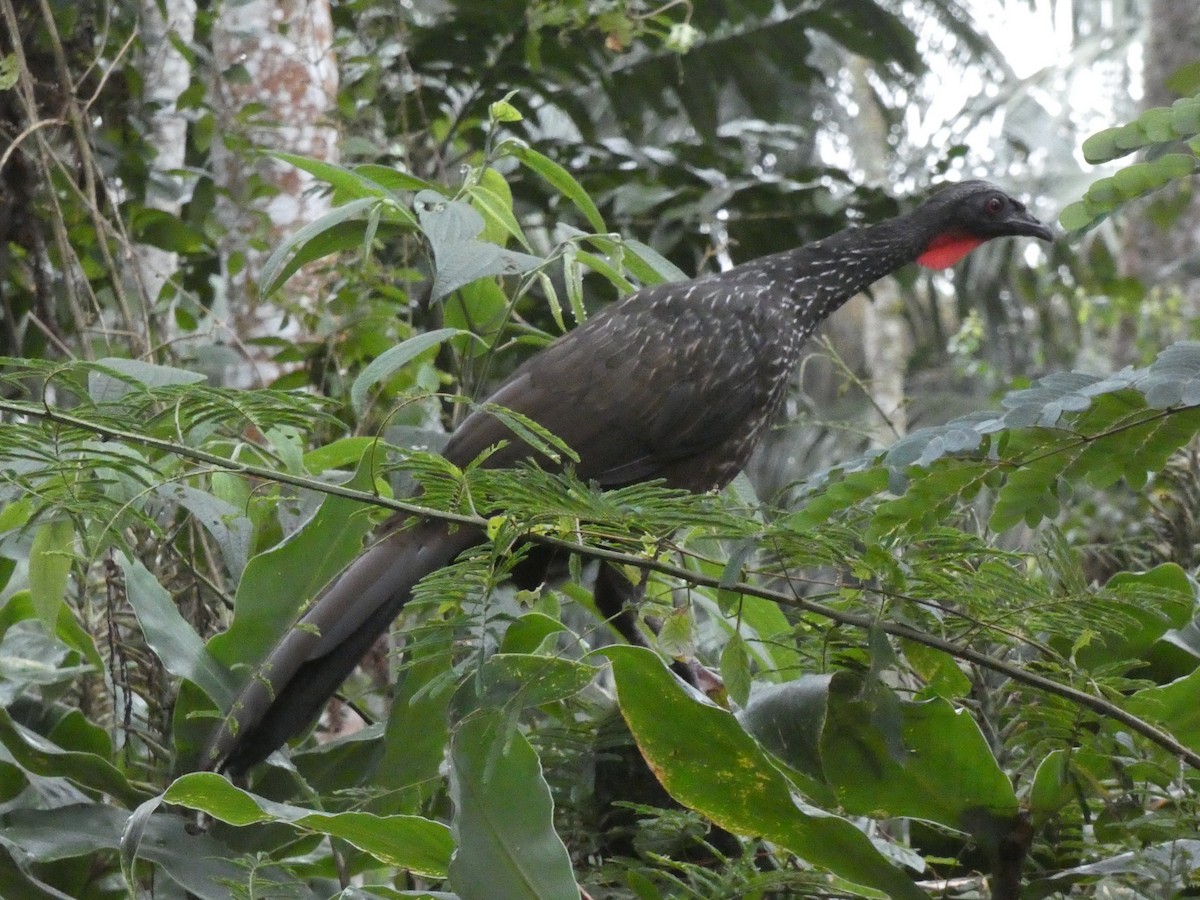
xmin=2 ymin=395 xmax=1198 ymax=771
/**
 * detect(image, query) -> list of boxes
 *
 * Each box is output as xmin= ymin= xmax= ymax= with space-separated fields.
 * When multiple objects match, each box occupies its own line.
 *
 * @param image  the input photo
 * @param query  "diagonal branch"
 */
xmin=3 ymin=395 xmax=1198 ymax=770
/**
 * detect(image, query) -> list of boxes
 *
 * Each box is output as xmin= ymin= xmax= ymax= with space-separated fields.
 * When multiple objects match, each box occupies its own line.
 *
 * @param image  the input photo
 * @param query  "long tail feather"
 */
xmin=204 ymin=518 xmax=481 ymax=774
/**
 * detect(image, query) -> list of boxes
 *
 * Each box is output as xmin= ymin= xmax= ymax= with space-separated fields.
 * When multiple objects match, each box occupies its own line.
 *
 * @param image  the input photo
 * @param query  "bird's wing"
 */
xmin=443 ymin=283 xmax=776 ymax=488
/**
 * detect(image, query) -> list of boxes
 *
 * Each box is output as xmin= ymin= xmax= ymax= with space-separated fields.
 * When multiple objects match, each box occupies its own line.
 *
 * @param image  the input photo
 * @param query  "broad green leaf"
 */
xmin=352 ymin=163 xmax=440 ymax=194
xmin=1127 ymin=666 xmax=1200 ymax=752
xmin=130 ymin=208 xmax=211 ymax=254
xmin=207 ymin=456 xmax=378 ymax=667
xmin=0 ymin=708 xmax=147 ymax=808
xmin=303 ymin=436 xmax=378 ymax=473
xmin=738 ymin=675 xmax=837 ymax=802
xmin=1068 ymin=563 xmax=1194 ymax=671
xmin=468 ymin=169 xmax=530 ymax=250
xmin=903 ymin=641 xmax=971 ymax=700
xmin=8 ymin=803 xmax=271 ymax=900
xmin=499 ymin=612 xmax=567 ymax=655
xmin=350 ymin=327 xmax=469 ymax=416
xmin=87 ymin=358 xmax=205 ymax=403
xmin=605 ymin=646 xmax=928 ymax=900
xmin=448 ymin=710 xmax=578 ymax=900
xmin=735 ymin=593 xmax=804 ymax=676
xmin=271 ymin=151 xmax=398 ymax=201
xmin=184 ymin=459 xmax=380 ymax=764
xmin=261 ymin=196 xmax=414 ymax=297
xmin=444 ymin=278 xmax=513 ymax=355
xmin=0 ymin=620 xmax=92 ymax=706
xmin=821 ymin=687 xmax=1019 ymax=842
xmin=163 ymin=772 xmax=454 ymax=877
xmin=154 ymin=483 xmax=252 ymax=578
xmin=27 ymin=519 xmax=73 ymax=631
xmin=454 ymin=653 xmax=599 ymax=712
xmin=0 ymin=590 xmax=102 ymax=672
xmin=622 ymin=238 xmax=688 ymax=283
xmin=498 ymin=140 xmax=606 ymax=233
xmin=1028 ymin=749 xmax=1074 ymax=826
xmin=118 ymin=553 xmax=237 ymax=706
xmin=719 ymin=634 xmax=751 ymax=707
xmin=377 ymin=630 xmax=455 ymax=809
xmin=415 ymin=191 xmax=543 ymax=300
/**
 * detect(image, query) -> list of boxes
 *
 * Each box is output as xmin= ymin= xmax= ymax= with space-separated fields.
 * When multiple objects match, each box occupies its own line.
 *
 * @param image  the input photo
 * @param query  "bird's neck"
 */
xmin=750 ymin=215 xmax=933 ymax=340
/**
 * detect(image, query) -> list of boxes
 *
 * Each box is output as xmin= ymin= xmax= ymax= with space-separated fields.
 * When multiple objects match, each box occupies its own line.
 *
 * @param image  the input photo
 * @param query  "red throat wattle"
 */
xmin=917 ymin=232 xmax=985 ymax=269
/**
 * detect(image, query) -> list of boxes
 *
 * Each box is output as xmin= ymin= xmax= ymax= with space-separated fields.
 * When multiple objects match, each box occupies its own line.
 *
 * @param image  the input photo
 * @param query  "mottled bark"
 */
xmin=210 ymin=0 xmax=339 ymax=386
xmin=1123 ymin=1 xmax=1200 ymax=319
xmin=136 ymin=0 xmax=196 ymax=314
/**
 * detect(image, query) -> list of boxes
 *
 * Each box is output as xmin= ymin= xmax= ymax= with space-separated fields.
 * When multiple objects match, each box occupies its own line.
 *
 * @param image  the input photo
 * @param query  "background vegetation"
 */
xmin=2 ymin=0 xmax=1200 ymax=897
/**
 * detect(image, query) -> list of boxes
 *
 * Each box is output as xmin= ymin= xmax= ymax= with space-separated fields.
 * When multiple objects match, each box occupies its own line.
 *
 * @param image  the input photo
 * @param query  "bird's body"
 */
xmin=205 ymin=181 xmax=1052 ymax=774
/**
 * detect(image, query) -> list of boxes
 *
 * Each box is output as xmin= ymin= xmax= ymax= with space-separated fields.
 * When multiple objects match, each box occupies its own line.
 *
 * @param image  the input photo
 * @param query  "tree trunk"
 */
xmin=209 ymin=0 xmax=339 ymax=387
xmin=1120 ymin=0 xmax=1200 ymax=359
xmin=135 ymin=0 xmax=196 ymax=324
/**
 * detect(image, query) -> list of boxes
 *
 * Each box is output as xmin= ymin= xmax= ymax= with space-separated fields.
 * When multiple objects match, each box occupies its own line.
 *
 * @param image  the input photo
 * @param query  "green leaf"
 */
xmin=0 ymin=708 xmax=147 ymax=808
xmin=738 ymin=675 xmax=837 ymax=798
xmin=377 ymin=630 xmax=455 ymax=807
xmin=605 ymin=646 xmax=928 ymax=900
xmin=118 ymin=553 xmax=237 ymax=706
xmin=303 ymin=436 xmax=378 ymax=473
xmin=499 ymin=612 xmax=566 ymax=655
xmin=468 ymin=170 xmax=531 ymax=250
xmin=1059 ymin=199 xmax=1099 ymax=232
xmin=1028 ymin=749 xmax=1074 ymax=825
xmin=1068 ymin=563 xmax=1194 ymax=671
xmin=87 ymin=357 xmax=205 ymax=403
xmin=350 ymin=327 xmax=469 ymax=416
xmin=1165 ymin=66 xmax=1200 ymax=96
xmin=821 ymin=687 xmax=1019 ymax=842
xmin=154 ymin=483 xmax=252 ymax=579
xmin=489 ymin=96 xmax=524 ymax=124
xmin=903 ymin=641 xmax=971 ymax=699
xmin=261 ymin=196 xmax=413 ymax=297
xmin=1081 ymin=126 xmax=1123 ymax=164
xmin=448 ymin=710 xmax=578 ymax=900
xmin=719 ymin=634 xmax=751 ymax=707
xmin=460 ymin=653 xmax=599 ymax=711
xmin=0 ymin=620 xmax=92 ymax=706
xmin=351 ymin=163 xmax=440 ymax=194
xmin=5 ymin=803 xmax=262 ymax=900
xmin=498 ymin=140 xmax=607 ymax=233
xmin=192 ymin=459 xmax=379 ymax=765
xmin=1127 ymin=667 xmax=1200 ymax=753
xmin=28 ymin=519 xmax=73 ymax=631
xmin=415 ymin=191 xmax=543 ymax=300
xmin=0 ymin=590 xmax=102 ymax=673
xmin=0 ymin=54 xmax=17 ymax=91
xmin=271 ymin=151 xmax=397 ymax=201
xmin=622 ymin=238 xmax=688 ymax=283
xmin=163 ymin=773 xmax=454 ymax=876
xmin=130 ymin=208 xmax=211 ymax=254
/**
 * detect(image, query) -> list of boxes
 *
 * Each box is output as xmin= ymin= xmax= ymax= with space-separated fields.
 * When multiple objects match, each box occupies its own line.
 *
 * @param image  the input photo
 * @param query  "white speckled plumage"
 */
xmin=206 ymin=180 xmax=1053 ymax=774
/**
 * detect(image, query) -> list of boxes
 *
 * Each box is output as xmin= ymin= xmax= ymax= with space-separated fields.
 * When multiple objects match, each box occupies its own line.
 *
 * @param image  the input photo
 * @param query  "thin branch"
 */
xmin=3 ymin=395 xmax=1198 ymax=770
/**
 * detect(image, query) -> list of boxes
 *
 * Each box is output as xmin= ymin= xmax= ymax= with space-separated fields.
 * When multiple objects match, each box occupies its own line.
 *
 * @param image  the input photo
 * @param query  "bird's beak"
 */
xmin=1007 ymin=208 xmax=1055 ymax=242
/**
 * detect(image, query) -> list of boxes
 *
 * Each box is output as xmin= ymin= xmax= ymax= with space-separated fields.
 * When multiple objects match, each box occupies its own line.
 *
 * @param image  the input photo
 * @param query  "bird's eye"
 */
xmin=986 ymin=196 xmax=1004 ymax=214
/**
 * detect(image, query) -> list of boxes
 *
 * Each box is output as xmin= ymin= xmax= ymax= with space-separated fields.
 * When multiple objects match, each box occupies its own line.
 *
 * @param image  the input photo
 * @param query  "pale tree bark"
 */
xmin=136 ymin=0 xmax=196 ymax=320
xmin=1123 ymin=1 xmax=1200 ymax=326
xmin=209 ymin=0 xmax=339 ymax=387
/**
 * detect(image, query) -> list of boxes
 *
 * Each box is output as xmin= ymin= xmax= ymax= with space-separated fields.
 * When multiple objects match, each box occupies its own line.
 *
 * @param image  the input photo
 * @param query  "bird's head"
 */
xmin=913 ymin=180 xmax=1054 ymax=269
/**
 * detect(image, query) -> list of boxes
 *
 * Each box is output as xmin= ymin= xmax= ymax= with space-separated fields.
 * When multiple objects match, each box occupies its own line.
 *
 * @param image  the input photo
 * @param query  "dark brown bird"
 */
xmin=205 ymin=180 xmax=1052 ymax=774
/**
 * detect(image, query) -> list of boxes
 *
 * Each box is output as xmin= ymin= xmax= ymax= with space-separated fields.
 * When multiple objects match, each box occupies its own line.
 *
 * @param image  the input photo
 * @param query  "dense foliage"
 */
xmin=2 ymin=1 xmax=1200 ymax=898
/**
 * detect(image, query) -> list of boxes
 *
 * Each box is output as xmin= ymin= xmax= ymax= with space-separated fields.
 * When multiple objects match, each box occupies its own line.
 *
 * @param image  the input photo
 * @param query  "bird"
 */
xmin=204 ymin=180 xmax=1053 ymax=775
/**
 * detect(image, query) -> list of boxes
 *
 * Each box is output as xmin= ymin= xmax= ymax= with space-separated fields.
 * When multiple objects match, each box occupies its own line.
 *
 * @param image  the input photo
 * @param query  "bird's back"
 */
xmin=444 ymin=268 xmax=800 ymax=492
